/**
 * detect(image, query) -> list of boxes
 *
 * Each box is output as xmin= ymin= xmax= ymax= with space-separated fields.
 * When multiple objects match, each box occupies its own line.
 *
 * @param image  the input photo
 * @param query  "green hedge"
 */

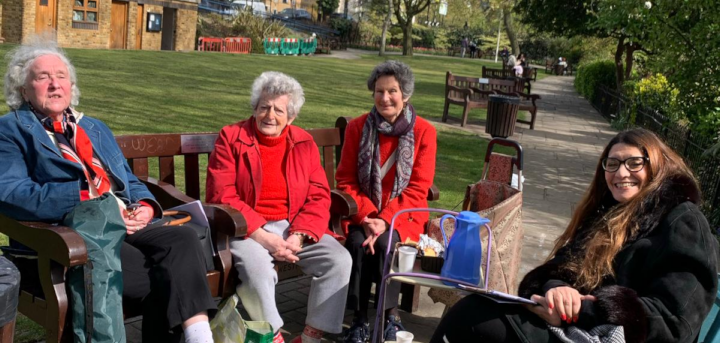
xmin=574 ymin=60 xmax=616 ymax=100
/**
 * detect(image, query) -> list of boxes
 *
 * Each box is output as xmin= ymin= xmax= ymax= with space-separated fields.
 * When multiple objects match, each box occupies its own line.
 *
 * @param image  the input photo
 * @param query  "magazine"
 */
xmin=457 ymin=284 xmax=538 ymax=305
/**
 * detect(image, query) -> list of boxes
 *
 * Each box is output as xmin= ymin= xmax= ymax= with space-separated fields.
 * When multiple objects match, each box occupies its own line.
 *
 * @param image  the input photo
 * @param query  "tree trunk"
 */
xmin=503 ymin=7 xmax=519 ymax=55
xmin=614 ymin=36 xmax=625 ymax=92
xmin=624 ymin=43 xmax=635 ymax=81
xmin=402 ymin=19 xmax=413 ymax=56
xmin=379 ymin=0 xmax=393 ymax=56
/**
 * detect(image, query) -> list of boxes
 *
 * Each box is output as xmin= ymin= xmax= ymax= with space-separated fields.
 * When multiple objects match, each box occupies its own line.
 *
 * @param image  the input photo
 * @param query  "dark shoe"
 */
xmin=343 ymin=319 xmax=370 ymax=343
xmin=383 ymin=315 xmax=406 ymax=341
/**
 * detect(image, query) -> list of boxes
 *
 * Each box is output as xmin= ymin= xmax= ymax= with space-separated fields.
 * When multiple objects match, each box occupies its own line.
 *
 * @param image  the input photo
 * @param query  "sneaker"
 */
xmin=383 ymin=315 xmax=406 ymax=341
xmin=343 ymin=319 xmax=370 ymax=343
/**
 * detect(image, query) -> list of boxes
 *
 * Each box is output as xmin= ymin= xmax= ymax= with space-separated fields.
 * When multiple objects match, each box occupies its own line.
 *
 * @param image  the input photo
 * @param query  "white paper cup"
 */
xmin=398 ymin=246 xmax=417 ymax=273
xmin=396 ymin=330 xmax=414 ymax=343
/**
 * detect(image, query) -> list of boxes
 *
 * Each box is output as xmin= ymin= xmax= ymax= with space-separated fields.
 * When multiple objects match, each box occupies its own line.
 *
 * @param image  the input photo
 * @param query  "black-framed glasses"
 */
xmin=602 ymin=156 xmax=648 ymax=172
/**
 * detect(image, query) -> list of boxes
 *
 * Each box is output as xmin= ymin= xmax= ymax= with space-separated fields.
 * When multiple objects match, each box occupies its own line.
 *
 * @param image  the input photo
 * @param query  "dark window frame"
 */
xmin=72 ymin=0 xmax=99 ymax=30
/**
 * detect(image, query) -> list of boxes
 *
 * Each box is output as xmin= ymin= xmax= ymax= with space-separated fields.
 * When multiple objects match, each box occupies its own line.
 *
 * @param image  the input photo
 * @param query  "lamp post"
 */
xmin=494 ymin=8 xmax=501 ymax=63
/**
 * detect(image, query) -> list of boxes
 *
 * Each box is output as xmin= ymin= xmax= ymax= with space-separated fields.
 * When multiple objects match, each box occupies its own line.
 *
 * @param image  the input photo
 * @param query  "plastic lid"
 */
xmin=489 ymin=94 xmax=520 ymax=105
xmin=457 ymin=211 xmax=490 ymax=226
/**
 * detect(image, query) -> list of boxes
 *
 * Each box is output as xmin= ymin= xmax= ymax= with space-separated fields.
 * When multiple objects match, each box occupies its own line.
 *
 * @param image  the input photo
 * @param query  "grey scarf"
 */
xmin=357 ymin=104 xmax=416 ymax=211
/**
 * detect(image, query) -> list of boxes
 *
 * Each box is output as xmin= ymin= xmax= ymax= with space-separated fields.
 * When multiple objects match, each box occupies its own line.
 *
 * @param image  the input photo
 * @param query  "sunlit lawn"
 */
xmin=0 ymin=44 xmax=537 ymax=341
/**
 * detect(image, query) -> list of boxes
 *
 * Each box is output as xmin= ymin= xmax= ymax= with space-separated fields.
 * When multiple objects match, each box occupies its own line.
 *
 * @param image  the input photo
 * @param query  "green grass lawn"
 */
xmin=0 ymin=45 xmax=528 ymax=341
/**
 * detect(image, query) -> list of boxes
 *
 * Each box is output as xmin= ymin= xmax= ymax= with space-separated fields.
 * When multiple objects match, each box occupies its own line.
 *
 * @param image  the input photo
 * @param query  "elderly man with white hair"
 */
xmin=206 ymin=71 xmax=352 ymax=343
xmin=0 ymin=39 xmax=215 ymax=342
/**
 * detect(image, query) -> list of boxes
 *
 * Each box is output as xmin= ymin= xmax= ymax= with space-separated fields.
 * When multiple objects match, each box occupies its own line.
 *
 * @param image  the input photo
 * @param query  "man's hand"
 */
xmin=123 ymin=205 xmax=153 ymax=235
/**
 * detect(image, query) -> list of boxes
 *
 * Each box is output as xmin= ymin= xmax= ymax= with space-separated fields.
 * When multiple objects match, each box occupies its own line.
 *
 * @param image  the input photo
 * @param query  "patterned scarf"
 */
xmin=32 ymin=105 xmax=111 ymax=201
xmin=357 ymin=103 xmax=416 ymax=210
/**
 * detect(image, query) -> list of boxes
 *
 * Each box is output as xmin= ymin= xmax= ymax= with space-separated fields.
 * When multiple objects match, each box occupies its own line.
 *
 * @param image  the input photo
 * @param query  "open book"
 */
xmin=457 ymin=284 xmax=538 ymax=305
xmin=166 ymin=200 xmax=210 ymax=229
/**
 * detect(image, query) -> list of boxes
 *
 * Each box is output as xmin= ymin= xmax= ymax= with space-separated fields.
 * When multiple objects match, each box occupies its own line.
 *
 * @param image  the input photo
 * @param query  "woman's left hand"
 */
xmin=123 ymin=206 xmax=153 ymax=235
xmin=361 ymin=217 xmax=387 ymax=255
xmin=524 ymin=295 xmax=563 ymax=327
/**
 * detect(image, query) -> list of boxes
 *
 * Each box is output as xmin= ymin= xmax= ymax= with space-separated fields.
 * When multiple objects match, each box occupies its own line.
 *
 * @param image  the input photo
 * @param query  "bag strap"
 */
xmin=162 ymin=210 xmax=192 ymax=226
xmin=83 ymin=261 xmax=93 ymax=343
xmin=380 ymin=150 xmax=397 ymax=180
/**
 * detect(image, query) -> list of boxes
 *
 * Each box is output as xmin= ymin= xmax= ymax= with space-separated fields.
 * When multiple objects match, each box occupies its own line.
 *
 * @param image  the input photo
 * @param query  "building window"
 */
xmin=72 ymin=0 xmax=99 ymax=30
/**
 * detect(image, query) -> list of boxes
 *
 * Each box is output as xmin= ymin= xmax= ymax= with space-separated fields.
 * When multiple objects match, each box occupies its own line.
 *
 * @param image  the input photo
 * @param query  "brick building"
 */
xmin=1 ymin=0 xmax=198 ymax=51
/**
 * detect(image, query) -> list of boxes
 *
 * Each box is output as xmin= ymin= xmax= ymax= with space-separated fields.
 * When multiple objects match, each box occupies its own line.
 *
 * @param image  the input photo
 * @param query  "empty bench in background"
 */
xmin=442 ymin=71 xmax=541 ymax=129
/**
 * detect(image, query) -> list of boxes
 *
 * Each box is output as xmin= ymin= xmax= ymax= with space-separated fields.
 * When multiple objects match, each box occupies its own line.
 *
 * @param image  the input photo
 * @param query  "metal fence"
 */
xmin=591 ymin=85 xmax=720 ymax=231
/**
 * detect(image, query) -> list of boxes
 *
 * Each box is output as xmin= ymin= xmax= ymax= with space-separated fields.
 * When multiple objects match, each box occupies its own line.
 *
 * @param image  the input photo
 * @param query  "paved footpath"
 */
xmin=122 ymin=74 xmax=617 ymax=343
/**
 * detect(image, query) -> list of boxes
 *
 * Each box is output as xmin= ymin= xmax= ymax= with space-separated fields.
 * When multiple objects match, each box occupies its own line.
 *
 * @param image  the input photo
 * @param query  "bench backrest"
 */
xmin=115 ymin=127 xmax=342 ymax=200
xmin=482 ymin=66 xmax=514 ymax=79
xmin=446 ymin=71 xmax=524 ymax=101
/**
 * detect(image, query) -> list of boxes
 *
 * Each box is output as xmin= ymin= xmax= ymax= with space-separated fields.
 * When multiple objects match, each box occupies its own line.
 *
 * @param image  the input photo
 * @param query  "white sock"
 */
xmin=301 ymin=333 xmax=321 ymax=343
xmin=184 ymin=321 xmax=214 ymax=343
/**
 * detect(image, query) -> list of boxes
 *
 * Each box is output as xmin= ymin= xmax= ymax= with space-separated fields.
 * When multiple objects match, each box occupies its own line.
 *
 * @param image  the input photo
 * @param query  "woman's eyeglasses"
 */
xmin=602 ymin=156 xmax=648 ymax=172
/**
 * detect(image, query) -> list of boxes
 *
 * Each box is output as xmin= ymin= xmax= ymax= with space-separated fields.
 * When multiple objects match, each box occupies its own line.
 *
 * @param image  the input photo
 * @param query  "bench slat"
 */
xmin=185 ymin=154 xmax=201 ymax=200
xmin=322 ymin=146 xmax=334 ymax=189
xmin=130 ymin=158 xmax=149 ymax=178
xmin=159 ymin=156 xmax=176 ymax=186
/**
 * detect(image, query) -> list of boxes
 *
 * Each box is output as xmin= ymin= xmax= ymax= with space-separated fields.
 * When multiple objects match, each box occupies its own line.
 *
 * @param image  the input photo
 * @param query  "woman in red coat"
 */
xmin=336 ymin=60 xmax=437 ymax=343
xmin=206 ymin=71 xmax=352 ymax=343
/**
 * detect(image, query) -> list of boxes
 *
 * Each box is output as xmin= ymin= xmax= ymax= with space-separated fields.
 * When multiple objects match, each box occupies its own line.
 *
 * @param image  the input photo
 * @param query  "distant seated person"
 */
xmin=513 ymin=60 xmax=524 ymax=77
xmin=0 ymin=39 xmax=216 ymax=342
xmin=518 ymin=53 xmax=528 ymax=68
xmin=469 ymin=41 xmax=478 ymax=58
xmin=507 ymin=54 xmax=517 ymax=70
xmin=206 ymin=71 xmax=352 ymax=343
xmin=431 ymin=128 xmax=719 ymax=343
xmin=558 ymin=57 xmax=568 ymax=75
xmin=500 ymin=46 xmax=509 ymax=58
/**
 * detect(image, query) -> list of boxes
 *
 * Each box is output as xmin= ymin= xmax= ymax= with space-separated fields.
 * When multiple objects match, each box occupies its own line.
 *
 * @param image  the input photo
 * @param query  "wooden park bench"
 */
xmin=1 ymin=118 xmax=437 ymax=342
xmin=544 ymin=58 xmax=555 ymax=74
xmin=442 ymin=71 xmax=541 ymax=129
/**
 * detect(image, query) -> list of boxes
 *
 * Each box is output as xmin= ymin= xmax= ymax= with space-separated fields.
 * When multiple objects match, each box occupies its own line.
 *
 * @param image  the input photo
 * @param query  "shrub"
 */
xmin=625 ymin=74 xmax=682 ymax=121
xmin=231 ymin=11 xmax=290 ymax=53
xmin=574 ymin=60 xmax=616 ymax=100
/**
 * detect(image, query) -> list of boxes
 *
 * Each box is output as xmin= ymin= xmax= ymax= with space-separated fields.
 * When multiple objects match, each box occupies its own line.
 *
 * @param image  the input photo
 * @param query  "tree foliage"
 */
xmin=317 ymin=0 xmax=340 ymax=16
xmin=516 ymin=0 xmax=720 ymax=149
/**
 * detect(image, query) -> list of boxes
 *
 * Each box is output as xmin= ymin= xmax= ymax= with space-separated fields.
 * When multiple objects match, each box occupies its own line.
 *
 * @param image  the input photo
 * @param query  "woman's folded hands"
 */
xmin=250 ymin=229 xmax=303 ymax=263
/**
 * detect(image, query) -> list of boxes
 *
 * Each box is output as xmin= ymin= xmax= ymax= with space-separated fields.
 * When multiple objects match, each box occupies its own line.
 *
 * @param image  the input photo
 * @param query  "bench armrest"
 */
xmin=330 ymin=189 xmax=358 ymax=238
xmin=330 ymin=189 xmax=358 ymax=217
xmin=204 ymin=203 xmax=248 ymax=238
xmin=0 ymin=215 xmax=87 ymax=267
xmin=428 ymin=184 xmax=440 ymax=202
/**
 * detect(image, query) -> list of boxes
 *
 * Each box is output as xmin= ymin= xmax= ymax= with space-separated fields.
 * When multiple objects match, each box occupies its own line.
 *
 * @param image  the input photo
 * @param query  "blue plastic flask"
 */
xmin=440 ymin=211 xmax=490 ymax=286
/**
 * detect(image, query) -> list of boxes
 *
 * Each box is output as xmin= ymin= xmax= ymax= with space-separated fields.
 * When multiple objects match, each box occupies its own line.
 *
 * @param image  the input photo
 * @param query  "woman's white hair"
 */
xmin=4 ymin=37 xmax=80 ymax=110
xmin=250 ymin=71 xmax=305 ymax=118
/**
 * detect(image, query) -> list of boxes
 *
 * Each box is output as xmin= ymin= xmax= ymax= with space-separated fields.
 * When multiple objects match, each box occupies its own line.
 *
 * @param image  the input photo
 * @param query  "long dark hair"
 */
xmin=548 ymin=128 xmax=699 ymax=292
